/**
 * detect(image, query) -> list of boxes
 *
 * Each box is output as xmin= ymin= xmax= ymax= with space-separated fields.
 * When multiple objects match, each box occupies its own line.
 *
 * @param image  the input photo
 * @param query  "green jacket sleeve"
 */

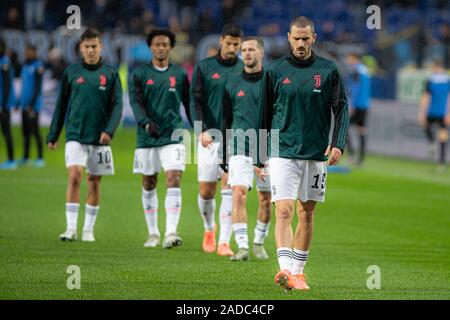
xmin=46 ymin=71 xmax=71 ymax=143
xmin=190 ymin=64 xmax=207 ymax=131
xmin=104 ymin=72 xmax=123 ymax=138
xmin=128 ymin=70 xmax=150 ymax=128
xmin=330 ymin=65 xmax=349 ymax=153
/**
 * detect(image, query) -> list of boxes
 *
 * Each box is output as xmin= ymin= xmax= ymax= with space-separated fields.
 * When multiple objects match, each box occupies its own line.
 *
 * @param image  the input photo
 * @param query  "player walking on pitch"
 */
xmin=259 ymin=16 xmax=349 ymax=290
xmin=190 ymin=24 xmax=244 ymax=256
xmin=417 ymin=59 xmax=450 ymax=170
xmin=223 ymin=37 xmax=271 ymax=261
xmin=47 ymin=28 xmax=123 ymax=242
xmin=129 ymin=29 xmax=192 ymax=248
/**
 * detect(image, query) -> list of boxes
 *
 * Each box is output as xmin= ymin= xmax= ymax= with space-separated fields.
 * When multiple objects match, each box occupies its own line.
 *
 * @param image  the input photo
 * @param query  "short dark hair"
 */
xmin=146 ymin=29 xmax=176 ymax=47
xmin=242 ymin=36 xmax=264 ymax=49
xmin=25 ymin=43 xmax=37 ymax=51
xmin=80 ymin=28 xmax=101 ymax=42
xmin=221 ymin=23 xmax=244 ymax=38
xmin=289 ymin=16 xmax=315 ymax=33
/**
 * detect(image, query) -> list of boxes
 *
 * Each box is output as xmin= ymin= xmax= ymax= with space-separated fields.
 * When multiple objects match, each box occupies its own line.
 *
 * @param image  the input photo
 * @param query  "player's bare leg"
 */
xmin=290 ymin=200 xmax=316 ymax=290
xmin=356 ymin=126 xmax=367 ymax=166
xmin=198 ymin=181 xmax=217 ymax=252
xmin=230 ymin=185 xmax=249 ymax=261
xmin=217 ymin=173 xmax=234 ymax=256
xmin=273 ymin=199 xmax=296 ymax=290
xmin=163 ymin=170 xmax=183 ymax=248
xmin=60 ymin=165 xmax=84 ymax=241
xmin=81 ymin=174 xmax=102 ymax=241
xmin=253 ymin=191 xmax=271 ymax=260
xmin=437 ymin=128 xmax=448 ymax=171
xmin=142 ymin=174 xmax=159 ymax=247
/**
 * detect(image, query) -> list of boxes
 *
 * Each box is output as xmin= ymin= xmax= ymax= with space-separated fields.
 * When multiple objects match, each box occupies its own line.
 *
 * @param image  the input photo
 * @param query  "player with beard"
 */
xmin=222 ymin=37 xmax=272 ymax=261
xmin=190 ymin=24 xmax=244 ymax=256
xmin=259 ymin=16 xmax=349 ymax=291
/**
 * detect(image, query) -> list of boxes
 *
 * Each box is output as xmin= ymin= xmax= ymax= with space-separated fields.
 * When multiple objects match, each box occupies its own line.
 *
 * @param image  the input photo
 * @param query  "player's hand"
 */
xmin=445 ymin=115 xmax=450 ymax=127
xmin=198 ymin=131 xmax=213 ymax=148
xmin=48 ymin=142 xmax=58 ymax=150
xmin=326 ymin=147 xmax=342 ymax=166
xmin=99 ymin=132 xmax=112 ymax=145
xmin=145 ymin=122 xmax=160 ymax=138
xmin=254 ymin=165 xmax=269 ymax=182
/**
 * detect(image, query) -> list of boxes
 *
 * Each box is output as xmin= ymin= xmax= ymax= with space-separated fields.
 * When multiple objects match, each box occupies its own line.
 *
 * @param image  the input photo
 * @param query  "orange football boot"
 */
xmin=202 ymin=225 xmax=216 ymax=253
xmin=217 ymin=243 xmax=234 ymax=256
xmin=292 ymin=274 xmax=310 ymax=291
xmin=274 ymin=270 xmax=295 ymax=291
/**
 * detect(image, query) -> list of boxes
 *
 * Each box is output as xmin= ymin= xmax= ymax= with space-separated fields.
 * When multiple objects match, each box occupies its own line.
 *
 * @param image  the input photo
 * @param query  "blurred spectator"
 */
xmin=439 ymin=24 xmax=450 ymax=69
xmin=159 ymin=0 xmax=178 ymax=22
xmin=177 ymin=0 xmax=197 ymax=31
xmin=258 ymin=22 xmax=280 ymax=37
xmin=193 ymin=7 xmax=216 ymax=43
xmin=142 ymin=9 xmax=157 ymax=35
xmin=47 ymin=48 xmax=68 ymax=81
xmin=221 ymin=0 xmax=239 ymax=25
xmin=4 ymin=6 xmax=23 ymax=30
xmin=414 ymin=23 xmax=427 ymax=68
xmin=25 ymin=0 xmax=44 ymax=29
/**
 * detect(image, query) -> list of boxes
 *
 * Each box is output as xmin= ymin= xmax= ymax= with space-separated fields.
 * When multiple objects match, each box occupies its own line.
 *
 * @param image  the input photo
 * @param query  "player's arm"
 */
xmin=102 ymin=72 xmax=123 ymax=144
xmin=182 ymin=73 xmax=193 ymax=127
xmin=28 ymin=64 xmax=44 ymax=113
xmin=128 ymin=70 xmax=159 ymax=138
xmin=257 ymin=69 xmax=275 ymax=167
xmin=329 ymin=66 xmax=350 ymax=165
xmin=418 ymin=80 xmax=431 ymax=127
xmin=1 ymin=62 xmax=11 ymax=112
xmin=190 ymin=64 xmax=207 ymax=131
xmin=46 ymin=71 xmax=71 ymax=149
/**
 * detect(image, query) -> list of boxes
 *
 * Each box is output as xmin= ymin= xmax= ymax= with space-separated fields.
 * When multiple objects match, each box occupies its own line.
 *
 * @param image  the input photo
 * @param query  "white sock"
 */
xmin=292 ymin=249 xmax=309 ymax=275
xmin=165 ymin=188 xmax=181 ymax=236
xmin=233 ymin=223 xmax=249 ymax=249
xmin=142 ymin=188 xmax=159 ymax=236
xmin=197 ymin=195 xmax=215 ymax=231
xmin=65 ymin=202 xmax=79 ymax=231
xmin=253 ymin=220 xmax=270 ymax=245
xmin=276 ymin=247 xmax=293 ymax=272
xmin=82 ymin=204 xmax=99 ymax=232
xmin=218 ymin=189 xmax=233 ymax=245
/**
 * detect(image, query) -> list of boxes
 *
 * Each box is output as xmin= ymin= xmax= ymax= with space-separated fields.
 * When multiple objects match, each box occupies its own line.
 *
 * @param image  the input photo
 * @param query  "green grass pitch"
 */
xmin=0 ymin=127 xmax=449 ymax=300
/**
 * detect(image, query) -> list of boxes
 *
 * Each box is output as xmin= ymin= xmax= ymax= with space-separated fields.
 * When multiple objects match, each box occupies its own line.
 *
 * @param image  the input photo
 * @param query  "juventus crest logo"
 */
xmin=314 ymin=74 xmax=321 ymax=88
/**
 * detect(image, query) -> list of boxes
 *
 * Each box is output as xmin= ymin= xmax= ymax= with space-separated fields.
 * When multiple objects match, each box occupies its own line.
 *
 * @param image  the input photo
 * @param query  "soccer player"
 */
xmin=0 ymin=38 xmax=17 ymax=170
xmin=346 ymin=52 xmax=371 ymax=166
xmin=129 ymin=29 xmax=191 ymax=248
xmin=417 ymin=59 xmax=450 ymax=169
xmin=47 ymin=28 xmax=123 ymax=242
xmin=259 ymin=16 xmax=349 ymax=291
xmin=190 ymin=24 xmax=244 ymax=256
xmin=223 ymin=37 xmax=271 ymax=261
xmin=18 ymin=44 xmax=45 ymax=167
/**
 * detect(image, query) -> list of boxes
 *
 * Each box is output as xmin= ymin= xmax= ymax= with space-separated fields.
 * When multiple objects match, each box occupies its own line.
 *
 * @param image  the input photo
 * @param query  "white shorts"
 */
xmin=133 ymin=144 xmax=186 ymax=176
xmin=269 ymin=157 xmax=327 ymax=203
xmin=65 ymin=141 xmax=115 ymax=176
xmin=228 ymin=155 xmax=271 ymax=192
xmin=197 ymin=142 xmax=224 ymax=182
